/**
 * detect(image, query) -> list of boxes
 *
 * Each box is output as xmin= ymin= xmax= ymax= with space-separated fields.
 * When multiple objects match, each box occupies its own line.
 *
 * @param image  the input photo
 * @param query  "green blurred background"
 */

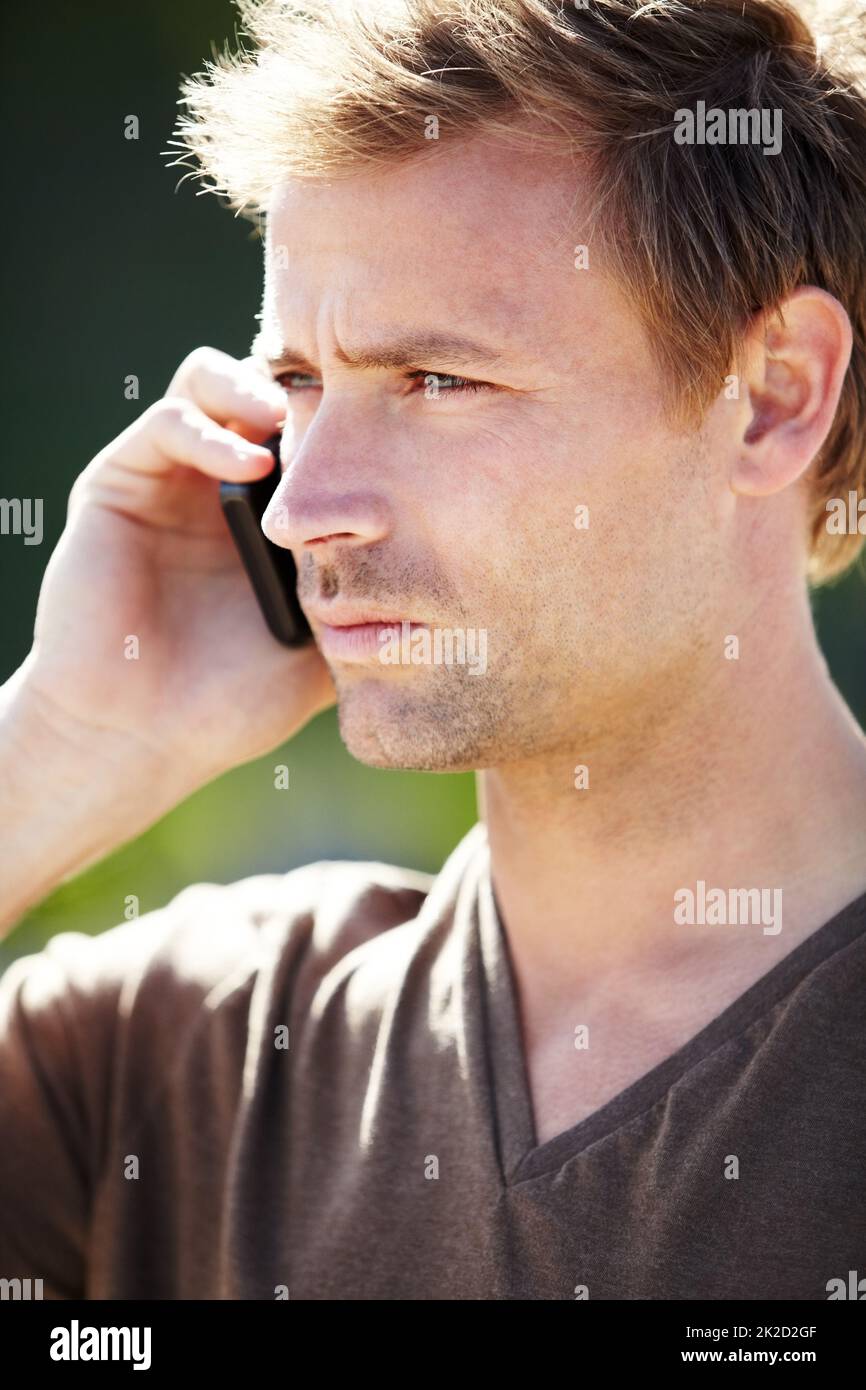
xmin=1 ymin=0 xmax=863 ymax=966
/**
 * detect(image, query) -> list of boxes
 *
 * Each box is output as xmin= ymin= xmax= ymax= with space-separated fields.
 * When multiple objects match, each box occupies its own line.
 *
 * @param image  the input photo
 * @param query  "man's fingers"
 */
xmin=165 ymin=345 xmax=287 ymax=433
xmin=90 ymin=398 xmax=278 ymax=482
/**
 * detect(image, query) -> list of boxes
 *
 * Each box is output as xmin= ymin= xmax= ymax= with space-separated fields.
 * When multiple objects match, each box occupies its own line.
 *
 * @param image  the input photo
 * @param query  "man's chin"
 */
xmin=332 ymin=678 xmax=487 ymax=773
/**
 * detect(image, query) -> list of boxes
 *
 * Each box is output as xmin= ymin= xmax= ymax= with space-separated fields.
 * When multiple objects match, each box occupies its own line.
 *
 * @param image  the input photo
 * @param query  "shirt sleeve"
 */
xmin=0 ymin=926 xmax=123 ymax=1298
xmin=0 ymin=859 xmax=430 ymax=1299
xmin=0 ymin=878 xmax=289 ymax=1299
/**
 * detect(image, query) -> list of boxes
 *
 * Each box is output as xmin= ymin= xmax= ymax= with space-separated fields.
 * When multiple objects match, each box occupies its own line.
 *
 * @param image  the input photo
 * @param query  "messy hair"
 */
xmin=172 ymin=0 xmax=866 ymax=582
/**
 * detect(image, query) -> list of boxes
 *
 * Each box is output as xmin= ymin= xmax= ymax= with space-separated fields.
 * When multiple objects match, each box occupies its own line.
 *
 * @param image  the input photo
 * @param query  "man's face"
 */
xmin=256 ymin=129 xmax=739 ymax=771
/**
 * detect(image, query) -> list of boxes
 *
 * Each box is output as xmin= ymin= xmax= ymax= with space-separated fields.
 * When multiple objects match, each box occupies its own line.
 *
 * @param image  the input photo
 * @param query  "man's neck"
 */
xmin=477 ymin=608 xmax=866 ymax=1014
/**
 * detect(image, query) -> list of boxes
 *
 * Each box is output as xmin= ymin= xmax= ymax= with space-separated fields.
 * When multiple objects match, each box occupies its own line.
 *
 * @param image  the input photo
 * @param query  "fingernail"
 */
xmin=234 ymin=443 xmax=272 ymax=461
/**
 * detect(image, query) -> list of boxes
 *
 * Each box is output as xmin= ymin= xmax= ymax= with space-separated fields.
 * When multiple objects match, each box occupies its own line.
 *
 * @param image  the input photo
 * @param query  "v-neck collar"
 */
xmin=469 ymin=825 xmax=866 ymax=1188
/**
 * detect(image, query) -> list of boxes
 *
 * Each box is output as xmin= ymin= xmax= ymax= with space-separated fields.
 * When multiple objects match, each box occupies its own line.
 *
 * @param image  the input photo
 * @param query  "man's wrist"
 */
xmin=0 ymin=665 xmax=199 ymax=937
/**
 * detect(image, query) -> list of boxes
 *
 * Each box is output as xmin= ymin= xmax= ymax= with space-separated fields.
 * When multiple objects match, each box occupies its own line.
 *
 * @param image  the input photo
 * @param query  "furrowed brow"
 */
xmin=250 ymin=328 xmax=509 ymax=376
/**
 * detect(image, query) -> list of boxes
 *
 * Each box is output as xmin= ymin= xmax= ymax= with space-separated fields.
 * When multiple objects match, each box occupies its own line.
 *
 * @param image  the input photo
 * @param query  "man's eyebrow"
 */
xmin=249 ymin=329 xmax=509 ymax=375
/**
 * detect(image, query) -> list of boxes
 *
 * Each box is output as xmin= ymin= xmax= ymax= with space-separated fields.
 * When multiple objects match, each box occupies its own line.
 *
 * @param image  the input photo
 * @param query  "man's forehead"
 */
xmin=261 ymin=137 xmax=582 ymax=299
xmin=251 ymin=246 xmax=545 ymax=367
xmin=253 ymin=146 xmax=597 ymax=367
xmin=252 ymin=248 xmax=582 ymax=371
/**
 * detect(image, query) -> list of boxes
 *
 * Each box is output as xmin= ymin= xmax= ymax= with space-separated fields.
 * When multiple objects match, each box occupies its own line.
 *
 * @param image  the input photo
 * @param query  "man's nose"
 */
xmin=260 ymin=408 xmax=393 ymax=553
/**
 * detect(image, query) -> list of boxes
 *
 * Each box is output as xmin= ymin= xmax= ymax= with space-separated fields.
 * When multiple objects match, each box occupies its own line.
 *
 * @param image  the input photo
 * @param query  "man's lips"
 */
xmin=304 ymin=605 xmax=420 ymax=628
xmin=304 ymin=606 xmax=429 ymax=663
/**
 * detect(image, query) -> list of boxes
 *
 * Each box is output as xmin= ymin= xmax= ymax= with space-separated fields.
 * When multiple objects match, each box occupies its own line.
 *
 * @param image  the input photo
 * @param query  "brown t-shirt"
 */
xmin=1 ymin=821 xmax=865 ymax=1300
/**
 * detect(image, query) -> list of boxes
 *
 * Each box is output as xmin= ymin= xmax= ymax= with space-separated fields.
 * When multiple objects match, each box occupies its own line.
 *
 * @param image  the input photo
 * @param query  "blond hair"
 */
xmin=172 ymin=0 xmax=866 ymax=582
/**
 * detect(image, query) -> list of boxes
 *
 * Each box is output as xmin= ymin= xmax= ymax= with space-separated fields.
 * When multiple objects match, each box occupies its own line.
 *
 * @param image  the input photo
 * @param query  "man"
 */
xmin=1 ymin=0 xmax=865 ymax=1300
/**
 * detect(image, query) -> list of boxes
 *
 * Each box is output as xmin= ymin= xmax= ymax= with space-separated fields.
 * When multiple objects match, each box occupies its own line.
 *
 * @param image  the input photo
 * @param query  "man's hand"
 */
xmin=0 ymin=347 xmax=336 ymax=934
xmin=28 ymin=345 xmax=334 ymax=775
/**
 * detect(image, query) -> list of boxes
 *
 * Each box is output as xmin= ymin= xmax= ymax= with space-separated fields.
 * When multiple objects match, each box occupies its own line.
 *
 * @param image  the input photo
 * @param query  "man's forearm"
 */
xmin=0 ymin=666 xmax=196 ymax=940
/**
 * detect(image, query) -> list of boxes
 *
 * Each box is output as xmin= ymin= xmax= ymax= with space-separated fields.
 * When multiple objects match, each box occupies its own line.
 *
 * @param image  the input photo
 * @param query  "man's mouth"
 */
xmin=305 ymin=605 xmax=429 ymax=663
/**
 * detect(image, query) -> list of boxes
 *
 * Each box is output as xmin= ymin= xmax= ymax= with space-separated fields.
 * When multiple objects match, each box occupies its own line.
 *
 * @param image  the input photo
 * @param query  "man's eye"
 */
xmin=274 ymin=372 xmax=321 ymax=390
xmin=273 ymin=370 xmax=492 ymax=395
xmin=406 ymin=371 xmax=491 ymax=395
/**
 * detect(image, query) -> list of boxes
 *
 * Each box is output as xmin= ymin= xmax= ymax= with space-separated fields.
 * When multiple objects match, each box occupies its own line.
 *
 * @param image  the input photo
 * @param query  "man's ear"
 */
xmin=732 ymin=286 xmax=852 ymax=498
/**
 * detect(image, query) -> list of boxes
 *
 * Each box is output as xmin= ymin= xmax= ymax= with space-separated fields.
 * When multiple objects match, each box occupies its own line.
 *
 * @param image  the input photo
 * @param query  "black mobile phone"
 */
xmin=219 ymin=431 xmax=313 ymax=647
